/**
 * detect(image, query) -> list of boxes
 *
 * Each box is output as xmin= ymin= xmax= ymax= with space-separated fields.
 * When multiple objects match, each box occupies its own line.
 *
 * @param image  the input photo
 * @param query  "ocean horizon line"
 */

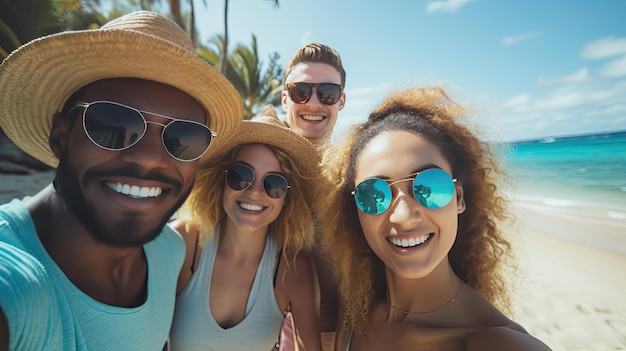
xmin=507 ymin=129 xmax=626 ymax=145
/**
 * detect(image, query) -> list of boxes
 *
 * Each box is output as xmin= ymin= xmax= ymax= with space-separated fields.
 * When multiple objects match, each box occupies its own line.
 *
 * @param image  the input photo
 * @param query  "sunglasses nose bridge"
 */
xmin=304 ymin=85 xmax=324 ymax=105
xmin=119 ymin=132 xmax=171 ymax=168
xmin=388 ymin=189 xmax=424 ymax=226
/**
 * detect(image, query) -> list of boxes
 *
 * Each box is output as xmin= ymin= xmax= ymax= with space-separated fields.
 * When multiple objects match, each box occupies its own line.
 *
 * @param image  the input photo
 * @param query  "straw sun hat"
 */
xmin=203 ymin=114 xmax=320 ymax=178
xmin=0 ymin=11 xmax=243 ymax=168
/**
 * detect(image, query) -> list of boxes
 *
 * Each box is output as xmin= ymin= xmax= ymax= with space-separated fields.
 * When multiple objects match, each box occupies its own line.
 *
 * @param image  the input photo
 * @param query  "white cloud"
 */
xmin=501 ymin=32 xmax=539 ymax=46
xmin=537 ymin=68 xmax=589 ymax=85
xmin=598 ymin=55 xmax=626 ymax=78
xmin=580 ymin=37 xmax=626 ymax=59
xmin=496 ymin=78 xmax=626 ymax=140
xmin=506 ymin=94 xmax=531 ymax=108
xmin=299 ymin=32 xmax=312 ymax=45
xmin=426 ymin=0 xmax=475 ymax=13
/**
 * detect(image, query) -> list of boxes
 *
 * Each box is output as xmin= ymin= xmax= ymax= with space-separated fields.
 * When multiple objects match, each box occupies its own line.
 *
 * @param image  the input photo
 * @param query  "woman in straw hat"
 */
xmin=317 ymin=86 xmax=551 ymax=350
xmin=169 ymin=115 xmax=322 ymax=350
xmin=0 ymin=11 xmax=242 ymax=351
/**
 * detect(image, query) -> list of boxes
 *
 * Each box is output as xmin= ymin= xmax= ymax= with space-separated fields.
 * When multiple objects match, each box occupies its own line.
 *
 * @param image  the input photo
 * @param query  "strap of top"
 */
xmin=190 ymin=229 xmax=200 ymax=274
xmin=273 ymin=248 xmax=283 ymax=287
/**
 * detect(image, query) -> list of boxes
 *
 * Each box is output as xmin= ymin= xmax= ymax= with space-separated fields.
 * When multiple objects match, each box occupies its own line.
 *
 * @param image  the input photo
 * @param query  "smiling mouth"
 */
xmin=105 ymin=181 xmax=163 ymax=199
xmin=301 ymin=115 xmax=324 ymax=121
xmin=388 ymin=234 xmax=432 ymax=248
xmin=238 ymin=201 xmax=264 ymax=212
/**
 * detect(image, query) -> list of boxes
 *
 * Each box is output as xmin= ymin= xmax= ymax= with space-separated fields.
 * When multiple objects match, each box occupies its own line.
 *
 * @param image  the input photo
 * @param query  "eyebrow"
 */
xmin=368 ymin=164 xmax=443 ymax=181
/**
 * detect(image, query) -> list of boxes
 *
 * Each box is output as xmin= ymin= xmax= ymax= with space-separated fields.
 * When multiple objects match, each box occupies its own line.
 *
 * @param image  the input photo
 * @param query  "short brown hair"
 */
xmin=282 ymin=43 xmax=346 ymax=87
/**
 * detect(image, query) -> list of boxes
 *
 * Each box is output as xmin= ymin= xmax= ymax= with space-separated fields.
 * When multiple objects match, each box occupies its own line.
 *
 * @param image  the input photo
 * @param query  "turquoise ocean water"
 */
xmin=503 ymin=131 xmax=626 ymax=219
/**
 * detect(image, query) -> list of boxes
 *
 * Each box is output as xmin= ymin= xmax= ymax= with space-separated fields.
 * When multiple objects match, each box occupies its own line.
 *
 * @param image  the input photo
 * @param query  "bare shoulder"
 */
xmin=170 ymin=218 xmax=201 ymax=293
xmin=285 ymin=250 xmax=316 ymax=286
xmin=466 ymin=324 xmax=551 ymax=351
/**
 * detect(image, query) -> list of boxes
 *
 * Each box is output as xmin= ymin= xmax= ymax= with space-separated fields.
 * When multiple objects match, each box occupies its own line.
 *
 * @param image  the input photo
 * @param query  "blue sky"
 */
xmin=195 ymin=0 xmax=626 ymax=142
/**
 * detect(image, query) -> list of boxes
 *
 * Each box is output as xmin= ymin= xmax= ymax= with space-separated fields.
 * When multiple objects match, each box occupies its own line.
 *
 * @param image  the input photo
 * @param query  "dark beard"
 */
xmin=53 ymin=154 xmax=191 ymax=247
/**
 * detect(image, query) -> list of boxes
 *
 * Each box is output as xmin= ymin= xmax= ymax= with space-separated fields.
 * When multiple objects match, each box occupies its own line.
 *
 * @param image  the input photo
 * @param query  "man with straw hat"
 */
xmin=0 ymin=11 xmax=242 ymax=351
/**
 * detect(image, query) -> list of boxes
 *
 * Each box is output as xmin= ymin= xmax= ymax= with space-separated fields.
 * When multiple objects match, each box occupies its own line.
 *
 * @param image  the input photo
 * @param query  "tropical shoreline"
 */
xmin=1 ymin=170 xmax=625 ymax=350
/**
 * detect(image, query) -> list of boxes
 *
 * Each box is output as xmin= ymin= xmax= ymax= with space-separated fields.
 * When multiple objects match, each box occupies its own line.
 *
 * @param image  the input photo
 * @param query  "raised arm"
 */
xmin=280 ymin=251 xmax=322 ymax=351
xmin=169 ymin=218 xmax=202 ymax=294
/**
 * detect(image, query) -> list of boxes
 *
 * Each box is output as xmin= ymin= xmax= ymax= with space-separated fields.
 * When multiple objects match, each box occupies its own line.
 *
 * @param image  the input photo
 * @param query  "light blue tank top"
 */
xmin=169 ymin=225 xmax=284 ymax=350
xmin=0 ymin=198 xmax=185 ymax=351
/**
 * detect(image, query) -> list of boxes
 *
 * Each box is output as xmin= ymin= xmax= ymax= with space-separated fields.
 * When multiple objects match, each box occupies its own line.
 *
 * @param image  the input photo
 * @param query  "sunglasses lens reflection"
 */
xmin=84 ymin=102 xmax=146 ymax=150
xmin=413 ymin=169 xmax=455 ymax=209
xmin=354 ymin=178 xmax=392 ymax=215
xmin=226 ymin=164 xmax=254 ymax=191
xmin=316 ymin=84 xmax=342 ymax=105
xmin=162 ymin=121 xmax=213 ymax=161
xmin=263 ymin=174 xmax=289 ymax=199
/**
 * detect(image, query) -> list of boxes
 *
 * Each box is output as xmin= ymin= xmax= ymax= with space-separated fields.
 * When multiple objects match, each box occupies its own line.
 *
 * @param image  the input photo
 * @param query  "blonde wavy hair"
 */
xmin=318 ymin=86 xmax=515 ymax=331
xmin=182 ymin=143 xmax=317 ymax=267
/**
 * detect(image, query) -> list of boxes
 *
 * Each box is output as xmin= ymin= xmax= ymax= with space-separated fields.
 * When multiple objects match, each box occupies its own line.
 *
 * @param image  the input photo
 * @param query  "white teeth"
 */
xmin=302 ymin=115 xmax=324 ymax=121
xmin=105 ymin=182 xmax=163 ymax=198
xmin=390 ymin=234 xmax=431 ymax=248
xmin=239 ymin=202 xmax=263 ymax=211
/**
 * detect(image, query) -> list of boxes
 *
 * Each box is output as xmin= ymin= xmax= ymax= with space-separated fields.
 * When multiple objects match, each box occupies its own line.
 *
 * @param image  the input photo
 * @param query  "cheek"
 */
xmin=358 ymin=212 xmax=386 ymax=243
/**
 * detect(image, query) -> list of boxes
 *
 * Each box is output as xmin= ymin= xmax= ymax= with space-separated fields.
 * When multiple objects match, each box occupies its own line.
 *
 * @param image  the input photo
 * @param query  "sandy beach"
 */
xmin=1 ymin=170 xmax=625 ymax=350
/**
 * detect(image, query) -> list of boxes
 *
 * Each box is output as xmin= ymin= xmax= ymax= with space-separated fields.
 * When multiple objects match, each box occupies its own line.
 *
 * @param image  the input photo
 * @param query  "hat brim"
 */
xmin=201 ymin=119 xmax=320 ymax=178
xmin=0 ymin=28 xmax=243 ymax=167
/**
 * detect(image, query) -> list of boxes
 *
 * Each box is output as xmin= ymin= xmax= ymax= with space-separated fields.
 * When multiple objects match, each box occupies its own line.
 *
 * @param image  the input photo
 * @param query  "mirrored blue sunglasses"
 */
xmin=352 ymin=168 xmax=457 ymax=215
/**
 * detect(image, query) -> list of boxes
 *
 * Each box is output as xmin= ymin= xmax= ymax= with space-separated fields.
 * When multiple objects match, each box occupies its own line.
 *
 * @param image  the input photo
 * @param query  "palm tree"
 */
xmin=218 ymin=0 xmax=279 ymax=75
xmin=201 ymin=34 xmax=282 ymax=119
xmin=0 ymin=0 xmax=79 ymax=59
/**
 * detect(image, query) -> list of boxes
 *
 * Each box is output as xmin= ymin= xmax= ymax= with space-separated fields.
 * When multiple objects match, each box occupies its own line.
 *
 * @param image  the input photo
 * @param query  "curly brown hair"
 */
xmin=182 ymin=143 xmax=317 ymax=268
xmin=318 ymin=86 xmax=515 ymax=331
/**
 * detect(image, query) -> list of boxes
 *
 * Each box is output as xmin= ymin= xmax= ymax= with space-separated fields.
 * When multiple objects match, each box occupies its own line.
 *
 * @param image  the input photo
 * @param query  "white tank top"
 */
xmin=169 ymin=224 xmax=284 ymax=350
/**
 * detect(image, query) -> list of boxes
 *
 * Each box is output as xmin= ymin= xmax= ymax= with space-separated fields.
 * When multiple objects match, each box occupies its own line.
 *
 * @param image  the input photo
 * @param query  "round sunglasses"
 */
xmin=71 ymin=101 xmax=215 ymax=162
xmin=284 ymin=82 xmax=342 ymax=105
xmin=352 ymin=168 xmax=457 ymax=215
xmin=225 ymin=164 xmax=290 ymax=199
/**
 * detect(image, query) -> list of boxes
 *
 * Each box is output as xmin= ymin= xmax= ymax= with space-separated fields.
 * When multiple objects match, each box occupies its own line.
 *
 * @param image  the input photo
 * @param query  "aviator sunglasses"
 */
xmin=285 ymin=82 xmax=342 ymax=105
xmin=70 ymin=101 xmax=215 ymax=162
xmin=352 ymin=168 xmax=457 ymax=215
xmin=225 ymin=164 xmax=290 ymax=199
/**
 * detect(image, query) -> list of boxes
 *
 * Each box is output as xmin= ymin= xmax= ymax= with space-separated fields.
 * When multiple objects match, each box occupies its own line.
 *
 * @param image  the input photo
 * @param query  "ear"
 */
xmin=48 ymin=112 xmax=71 ymax=159
xmin=338 ymin=93 xmax=346 ymax=111
xmin=281 ymin=90 xmax=289 ymax=110
xmin=455 ymin=183 xmax=466 ymax=214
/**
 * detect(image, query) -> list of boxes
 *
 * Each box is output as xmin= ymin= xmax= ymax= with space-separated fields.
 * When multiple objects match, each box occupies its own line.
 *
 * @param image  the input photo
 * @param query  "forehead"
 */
xmin=234 ymin=144 xmax=281 ymax=170
xmin=285 ymin=62 xmax=341 ymax=85
xmin=73 ymin=78 xmax=207 ymax=123
xmin=355 ymin=130 xmax=451 ymax=182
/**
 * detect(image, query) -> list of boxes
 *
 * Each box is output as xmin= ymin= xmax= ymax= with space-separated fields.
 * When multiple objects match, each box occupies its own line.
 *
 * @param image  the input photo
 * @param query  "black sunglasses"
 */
xmin=285 ymin=82 xmax=342 ymax=105
xmin=225 ymin=164 xmax=290 ymax=199
xmin=71 ymin=101 xmax=215 ymax=162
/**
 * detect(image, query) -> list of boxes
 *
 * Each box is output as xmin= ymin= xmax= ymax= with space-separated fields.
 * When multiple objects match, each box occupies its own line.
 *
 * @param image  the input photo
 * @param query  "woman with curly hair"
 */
xmin=319 ymin=86 xmax=550 ymax=350
xmin=169 ymin=115 xmax=322 ymax=350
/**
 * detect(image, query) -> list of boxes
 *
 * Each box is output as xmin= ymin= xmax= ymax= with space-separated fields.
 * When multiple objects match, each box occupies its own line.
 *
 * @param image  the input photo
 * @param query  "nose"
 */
xmin=120 ymin=124 xmax=169 ymax=169
xmin=388 ymin=186 xmax=422 ymax=229
xmin=245 ymin=176 xmax=265 ymax=197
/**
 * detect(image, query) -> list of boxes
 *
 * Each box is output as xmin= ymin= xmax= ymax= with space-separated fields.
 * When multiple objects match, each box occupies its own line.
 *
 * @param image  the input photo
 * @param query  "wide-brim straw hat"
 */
xmin=201 ymin=114 xmax=320 ymax=178
xmin=0 ymin=11 xmax=243 ymax=168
